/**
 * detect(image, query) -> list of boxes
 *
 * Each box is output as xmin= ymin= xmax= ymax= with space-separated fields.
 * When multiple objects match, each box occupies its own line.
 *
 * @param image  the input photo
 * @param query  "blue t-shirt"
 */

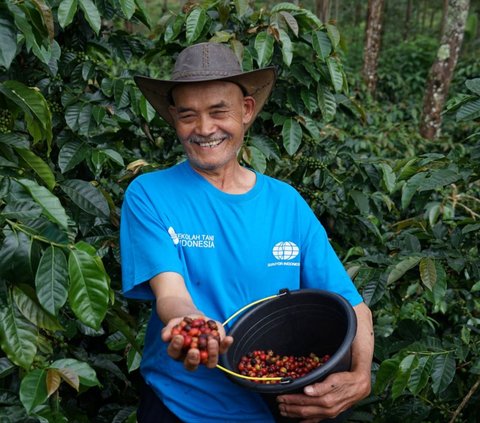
xmin=120 ymin=161 xmax=362 ymax=422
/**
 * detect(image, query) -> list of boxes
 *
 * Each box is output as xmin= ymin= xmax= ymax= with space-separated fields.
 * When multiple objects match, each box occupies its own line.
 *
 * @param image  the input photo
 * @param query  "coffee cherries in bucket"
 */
xmin=171 ymin=317 xmax=221 ymax=364
xmin=237 ymin=349 xmax=330 ymax=383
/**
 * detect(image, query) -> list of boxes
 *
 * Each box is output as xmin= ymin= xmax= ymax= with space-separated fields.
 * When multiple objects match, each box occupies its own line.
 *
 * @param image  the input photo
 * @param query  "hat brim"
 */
xmin=134 ymin=67 xmax=276 ymax=129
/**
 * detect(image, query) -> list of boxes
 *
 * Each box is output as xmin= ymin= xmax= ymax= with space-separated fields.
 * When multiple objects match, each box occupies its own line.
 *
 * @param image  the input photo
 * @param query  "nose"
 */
xmin=195 ymin=114 xmax=216 ymax=136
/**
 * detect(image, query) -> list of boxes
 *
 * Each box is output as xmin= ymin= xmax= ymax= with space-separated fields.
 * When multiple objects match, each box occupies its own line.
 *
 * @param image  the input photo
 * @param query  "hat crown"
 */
xmin=172 ymin=43 xmax=243 ymax=81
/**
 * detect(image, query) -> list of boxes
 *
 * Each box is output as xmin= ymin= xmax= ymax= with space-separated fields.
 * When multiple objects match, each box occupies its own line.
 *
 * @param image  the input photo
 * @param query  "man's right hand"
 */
xmin=161 ymin=315 xmax=233 ymax=371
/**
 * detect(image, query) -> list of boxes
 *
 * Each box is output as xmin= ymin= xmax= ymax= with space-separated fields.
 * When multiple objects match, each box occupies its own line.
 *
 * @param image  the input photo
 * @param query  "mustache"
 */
xmin=187 ymin=133 xmax=230 ymax=144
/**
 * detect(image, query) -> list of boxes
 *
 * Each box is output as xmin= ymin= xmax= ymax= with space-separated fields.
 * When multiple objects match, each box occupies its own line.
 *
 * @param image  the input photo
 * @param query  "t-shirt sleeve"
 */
xmin=120 ymin=177 xmax=184 ymax=300
xmin=297 ymin=196 xmax=363 ymax=306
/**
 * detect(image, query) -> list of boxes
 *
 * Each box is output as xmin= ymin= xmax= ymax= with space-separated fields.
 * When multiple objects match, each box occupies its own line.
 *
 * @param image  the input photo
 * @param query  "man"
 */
xmin=121 ymin=42 xmax=374 ymax=422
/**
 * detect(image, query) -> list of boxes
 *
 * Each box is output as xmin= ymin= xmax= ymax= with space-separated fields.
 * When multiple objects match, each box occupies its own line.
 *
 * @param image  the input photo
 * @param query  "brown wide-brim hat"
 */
xmin=134 ymin=42 xmax=276 ymax=129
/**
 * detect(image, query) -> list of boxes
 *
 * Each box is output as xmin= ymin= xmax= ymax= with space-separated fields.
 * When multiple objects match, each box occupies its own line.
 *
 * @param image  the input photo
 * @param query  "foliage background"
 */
xmin=0 ymin=0 xmax=479 ymax=422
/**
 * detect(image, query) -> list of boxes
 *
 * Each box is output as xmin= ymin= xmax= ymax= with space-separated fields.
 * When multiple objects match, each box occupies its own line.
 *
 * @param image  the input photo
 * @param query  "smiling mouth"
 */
xmin=190 ymin=136 xmax=227 ymax=148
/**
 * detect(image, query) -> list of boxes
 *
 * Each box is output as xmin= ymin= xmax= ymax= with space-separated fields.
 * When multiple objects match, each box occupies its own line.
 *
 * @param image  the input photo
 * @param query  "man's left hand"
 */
xmin=276 ymin=369 xmax=371 ymax=423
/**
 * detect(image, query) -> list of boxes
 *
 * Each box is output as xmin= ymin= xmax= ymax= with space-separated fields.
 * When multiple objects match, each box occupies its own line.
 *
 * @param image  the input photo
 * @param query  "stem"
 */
xmin=6 ymin=219 xmax=72 ymax=249
xmin=448 ymin=375 xmax=480 ymax=423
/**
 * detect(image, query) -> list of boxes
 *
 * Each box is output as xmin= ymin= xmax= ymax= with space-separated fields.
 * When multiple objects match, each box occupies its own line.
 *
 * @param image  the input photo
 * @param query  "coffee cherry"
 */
xmin=170 ymin=316 xmax=220 ymax=364
xmin=237 ymin=349 xmax=329 ymax=383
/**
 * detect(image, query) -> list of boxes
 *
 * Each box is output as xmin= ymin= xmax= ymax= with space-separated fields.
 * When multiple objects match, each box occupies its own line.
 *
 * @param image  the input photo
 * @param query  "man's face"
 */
xmin=168 ymin=80 xmax=255 ymax=173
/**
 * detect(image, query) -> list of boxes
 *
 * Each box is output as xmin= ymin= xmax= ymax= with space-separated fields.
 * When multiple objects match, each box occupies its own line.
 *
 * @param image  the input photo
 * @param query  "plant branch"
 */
xmin=448 ymin=375 xmax=480 ymax=423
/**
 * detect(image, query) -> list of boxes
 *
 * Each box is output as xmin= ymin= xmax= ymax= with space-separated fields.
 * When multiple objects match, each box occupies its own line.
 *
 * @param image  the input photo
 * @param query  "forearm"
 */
xmin=351 ymin=302 xmax=374 ymax=381
xmin=149 ymin=271 xmax=203 ymax=324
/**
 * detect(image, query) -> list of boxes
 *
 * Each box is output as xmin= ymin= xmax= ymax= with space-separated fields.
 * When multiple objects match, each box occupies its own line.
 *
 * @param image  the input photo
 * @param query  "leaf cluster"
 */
xmin=0 ymin=1 xmax=479 ymax=422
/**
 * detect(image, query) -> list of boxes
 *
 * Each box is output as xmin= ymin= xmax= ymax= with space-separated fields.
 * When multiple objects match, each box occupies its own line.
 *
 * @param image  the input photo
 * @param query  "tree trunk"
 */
xmin=315 ymin=0 xmax=330 ymax=23
xmin=403 ymin=0 xmax=413 ymax=40
xmin=440 ymin=0 xmax=449 ymax=34
xmin=361 ymin=0 xmax=385 ymax=95
xmin=419 ymin=0 xmax=470 ymax=139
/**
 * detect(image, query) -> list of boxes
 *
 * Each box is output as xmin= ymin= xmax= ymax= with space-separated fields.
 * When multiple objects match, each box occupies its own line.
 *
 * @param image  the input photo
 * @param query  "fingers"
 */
xmin=164 ymin=317 xmax=233 ymax=370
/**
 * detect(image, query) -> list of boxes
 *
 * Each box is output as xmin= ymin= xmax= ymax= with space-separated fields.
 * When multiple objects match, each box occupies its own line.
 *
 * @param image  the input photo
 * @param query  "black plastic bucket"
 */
xmin=219 ymin=288 xmax=357 ymax=422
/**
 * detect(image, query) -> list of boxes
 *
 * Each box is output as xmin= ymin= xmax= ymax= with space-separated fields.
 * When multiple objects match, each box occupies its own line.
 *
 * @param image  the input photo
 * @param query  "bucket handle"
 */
xmin=216 ymin=289 xmax=293 ymax=383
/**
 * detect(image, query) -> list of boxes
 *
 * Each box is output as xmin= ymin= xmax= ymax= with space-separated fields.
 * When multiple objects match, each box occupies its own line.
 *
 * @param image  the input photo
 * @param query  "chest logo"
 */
xmin=272 ymin=241 xmax=299 ymax=261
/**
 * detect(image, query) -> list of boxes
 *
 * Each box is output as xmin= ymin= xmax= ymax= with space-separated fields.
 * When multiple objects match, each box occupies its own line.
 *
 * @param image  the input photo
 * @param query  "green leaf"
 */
xmin=92 ymin=105 xmax=106 ymax=124
xmin=19 ymin=369 xmax=48 ymax=413
xmin=465 ymin=78 xmax=480 ymax=95
xmin=119 ymin=0 xmax=135 ymax=19
xmin=254 ymin=32 xmax=274 ymax=68
xmin=361 ymin=273 xmax=386 ymax=306
xmin=317 ymin=85 xmax=336 ymax=122
xmin=419 ymin=258 xmax=437 ymax=291
xmin=242 ymin=145 xmax=266 ymax=173
xmin=456 ymin=98 xmax=480 ymax=122
xmin=300 ymin=115 xmax=321 ymax=140
xmin=271 ymin=2 xmax=301 ymax=13
xmin=282 ymin=118 xmax=302 ymax=155
xmin=419 ymin=168 xmax=461 ymax=191
xmin=401 ymin=172 xmax=427 ymax=209
xmin=350 ymin=190 xmax=370 ymax=215
xmin=17 ymin=178 xmax=69 ymax=230
xmin=58 ymin=140 xmax=90 ymax=173
xmin=14 ymin=148 xmax=55 ymax=191
xmin=326 ymin=23 xmax=340 ymax=49
xmin=301 ymin=89 xmax=318 ymax=114
xmin=387 ymin=256 xmax=422 ymax=285
xmin=139 ymin=96 xmax=156 ymax=122
xmin=0 ymin=132 xmax=30 ymax=148
xmin=408 ymin=356 xmax=432 ymax=395
xmin=278 ymin=29 xmax=293 ymax=67
xmin=113 ymin=79 xmax=130 ymax=109
xmin=57 ymin=0 xmax=78 ymax=28
xmin=312 ymin=30 xmax=331 ymax=61
xmin=249 ymin=135 xmax=281 ymax=161
xmin=101 ymin=148 xmax=124 ymax=167
xmin=0 ymin=357 xmax=15 ymax=378
xmin=374 ymin=358 xmax=399 ymax=394
xmin=431 ymin=353 xmax=456 ymax=394
xmin=65 ymin=102 xmax=82 ymax=131
xmin=12 ymin=285 xmax=63 ymax=331
xmin=392 ymin=354 xmax=418 ymax=399
xmin=0 ymin=294 xmax=38 ymax=369
xmin=377 ymin=163 xmax=396 ymax=194
xmin=77 ymin=103 xmax=93 ymax=136
xmin=50 ymin=358 xmax=100 ymax=387
xmin=0 ymin=80 xmax=52 ymax=146
xmin=425 ymin=262 xmax=447 ymax=310
xmin=35 ymin=246 xmax=69 ymax=315
xmin=327 ymin=56 xmax=343 ymax=92
xmin=234 ymin=0 xmax=249 ymax=17
xmin=60 ymin=179 xmax=110 ymax=218
xmin=0 ymin=14 xmax=18 ymax=70
xmin=279 ymin=11 xmax=299 ymax=36
xmin=0 ymin=228 xmax=20 ymax=272
xmin=68 ymin=249 xmax=109 ymax=329
xmin=185 ymin=8 xmax=207 ymax=44
xmin=78 ymin=0 xmax=101 ymax=34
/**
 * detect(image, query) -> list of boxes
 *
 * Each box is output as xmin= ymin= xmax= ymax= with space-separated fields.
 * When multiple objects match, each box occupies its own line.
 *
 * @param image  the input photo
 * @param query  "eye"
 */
xmin=178 ymin=113 xmax=196 ymax=122
xmin=211 ymin=110 xmax=228 ymax=117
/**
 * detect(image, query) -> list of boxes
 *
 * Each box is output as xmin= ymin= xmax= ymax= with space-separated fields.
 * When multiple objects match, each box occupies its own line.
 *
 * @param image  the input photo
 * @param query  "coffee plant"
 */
xmin=0 ymin=1 xmax=478 ymax=422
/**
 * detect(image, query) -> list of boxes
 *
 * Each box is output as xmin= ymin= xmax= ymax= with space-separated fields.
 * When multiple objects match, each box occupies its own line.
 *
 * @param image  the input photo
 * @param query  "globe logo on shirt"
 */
xmin=272 ymin=241 xmax=299 ymax=261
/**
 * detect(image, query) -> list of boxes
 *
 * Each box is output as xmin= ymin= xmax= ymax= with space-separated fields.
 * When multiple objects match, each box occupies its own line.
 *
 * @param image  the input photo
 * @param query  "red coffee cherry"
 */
xmin=171 ymin=317 xmax=220 ymax=364
xmin=237 ymin=350 xmax=330 ymax=384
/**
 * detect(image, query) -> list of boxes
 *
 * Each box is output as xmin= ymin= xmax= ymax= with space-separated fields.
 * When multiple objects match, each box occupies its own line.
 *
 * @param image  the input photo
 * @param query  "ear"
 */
xmin=242 ymin=96 xmax=256 ymax=125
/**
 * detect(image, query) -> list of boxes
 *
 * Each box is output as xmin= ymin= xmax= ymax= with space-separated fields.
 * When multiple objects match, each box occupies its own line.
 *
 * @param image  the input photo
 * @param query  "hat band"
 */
xmin=172 ymin=69 xmax=242 ymax=80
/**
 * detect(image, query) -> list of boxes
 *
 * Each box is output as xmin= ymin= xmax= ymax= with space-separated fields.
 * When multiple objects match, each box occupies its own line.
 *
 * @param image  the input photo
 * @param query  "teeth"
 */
xmin=194 ymin=138 xmax=224 ymax=148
